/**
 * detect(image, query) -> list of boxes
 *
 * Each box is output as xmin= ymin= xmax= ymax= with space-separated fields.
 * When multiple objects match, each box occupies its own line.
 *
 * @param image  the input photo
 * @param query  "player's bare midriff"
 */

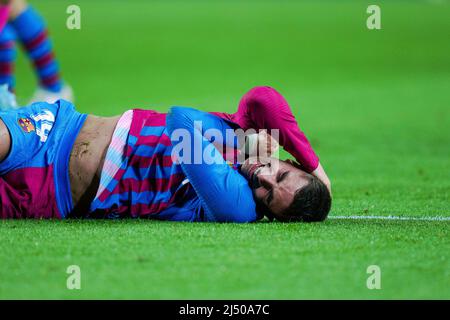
xmin=69 ymin=114 xmax=120 ymax=214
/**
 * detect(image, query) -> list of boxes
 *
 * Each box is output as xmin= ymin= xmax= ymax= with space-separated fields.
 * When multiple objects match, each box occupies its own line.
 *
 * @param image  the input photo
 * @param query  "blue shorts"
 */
xmin=0 ymin=100 xmax=87 ymax=218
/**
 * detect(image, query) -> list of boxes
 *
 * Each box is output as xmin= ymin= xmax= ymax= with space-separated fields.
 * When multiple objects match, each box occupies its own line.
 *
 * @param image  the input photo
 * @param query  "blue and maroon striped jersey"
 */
xmin=89 ymin=109 xmax=190 ymax=219
xmin=88 ymin=88 xmax=320 ymax=222
xmin=89 ymin=107 xmax=259 ymax=222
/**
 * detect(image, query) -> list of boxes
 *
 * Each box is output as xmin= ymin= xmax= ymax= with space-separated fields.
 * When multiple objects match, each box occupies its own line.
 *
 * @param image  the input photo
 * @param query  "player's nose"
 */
xmin=258 ymin=172 xmax=276 ymax=188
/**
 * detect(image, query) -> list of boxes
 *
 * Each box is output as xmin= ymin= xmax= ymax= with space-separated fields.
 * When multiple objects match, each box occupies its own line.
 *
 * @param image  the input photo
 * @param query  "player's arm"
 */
xmin=166 ymin=106 xmax=258 ymax=223
xmin=235 ymin=86 xmax=331 ymax=191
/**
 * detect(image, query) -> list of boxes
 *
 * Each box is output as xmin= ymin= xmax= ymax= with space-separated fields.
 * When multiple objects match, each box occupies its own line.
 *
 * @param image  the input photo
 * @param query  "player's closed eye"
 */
xmin=277 ymin=171 xmax=288 ymax=183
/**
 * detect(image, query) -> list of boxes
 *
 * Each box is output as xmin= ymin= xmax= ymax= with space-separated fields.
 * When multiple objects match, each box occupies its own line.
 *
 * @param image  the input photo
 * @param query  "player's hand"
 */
xmin=245 ymin=130 xmax=279 ymax=158
xmin=312 ymin=162 xmax=332 ymax=196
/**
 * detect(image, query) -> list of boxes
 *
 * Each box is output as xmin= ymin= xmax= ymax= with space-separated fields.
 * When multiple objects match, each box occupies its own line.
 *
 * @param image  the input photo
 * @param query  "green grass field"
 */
xmin=0 ymin=0 xmax=449 ymax=299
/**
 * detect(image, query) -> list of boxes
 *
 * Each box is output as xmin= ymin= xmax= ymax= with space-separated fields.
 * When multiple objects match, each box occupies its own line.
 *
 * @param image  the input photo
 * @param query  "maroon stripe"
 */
xmin=142 ymin=113 xmax=166 ymax=126
xmin=128 ymin=153 xmax=174 ymax=168
xmin=0 ymin=165 xmax=62 ymax=219
xmin=136 ymin=133 xmax=171 ymax=147
xmin=0 ymin=62 xmax=13 ymax=74
xmin=41 ymin=73 xmax=60 ymax=87
xmin=126 ymin=145 xmax=134 ymax=157
xmin=129 ymin=110 xmax=166 ymax=137
xmin=98 ymin=190 xmax=111 ymax=203
xmin=24 ymin=29 xmax=48 ymax=51
xmin=130 ymin=202 xmax=170 ymax=217
xmin=34 ymin=52 xmax=54 ymax=68
xmin=111 ymin=173 xmax=185 ymax=196
xmin=130 ymin=119 xmax=145 ymax=137
xmin=112 ymin=202 xmax=170 ymax=218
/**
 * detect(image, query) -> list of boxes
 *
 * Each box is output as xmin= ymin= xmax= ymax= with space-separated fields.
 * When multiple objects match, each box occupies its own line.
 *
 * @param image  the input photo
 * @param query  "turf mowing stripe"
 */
xmin=330 ymin=215 xmax=450 ymax=221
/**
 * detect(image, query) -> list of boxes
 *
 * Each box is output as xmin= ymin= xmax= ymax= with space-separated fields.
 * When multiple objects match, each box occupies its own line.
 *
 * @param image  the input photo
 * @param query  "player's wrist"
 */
xmin=240 ymin=132 xmax=279 ymax=159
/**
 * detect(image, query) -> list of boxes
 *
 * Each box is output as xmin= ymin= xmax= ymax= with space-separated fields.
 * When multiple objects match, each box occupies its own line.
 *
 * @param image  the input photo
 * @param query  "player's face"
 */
xmin=241 ymin=157 xmax=310 ymax=220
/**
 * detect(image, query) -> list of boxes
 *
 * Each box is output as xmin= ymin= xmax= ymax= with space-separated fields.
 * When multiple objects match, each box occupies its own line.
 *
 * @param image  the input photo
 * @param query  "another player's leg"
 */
xmin=9 ymin=0 xmax=73 ymax=103
xmin=0 ymin=24 xmax=15 ymax=89
xmin=0 ymin=23 xmax=17 ymax=108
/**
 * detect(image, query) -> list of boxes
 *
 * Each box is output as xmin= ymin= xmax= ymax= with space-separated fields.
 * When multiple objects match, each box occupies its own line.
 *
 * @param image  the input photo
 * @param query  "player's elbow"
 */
xmin=244 ymin=86 xmax=281 ymax=111
xmin=166 ymin=106 xmax=196 ymax=135
xmin=247 ymin=86 xmax=277 ymax=96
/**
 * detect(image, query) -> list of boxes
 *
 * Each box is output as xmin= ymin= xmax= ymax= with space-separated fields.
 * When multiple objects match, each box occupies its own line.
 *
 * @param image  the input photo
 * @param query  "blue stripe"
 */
xmin=36 ymin=62 xmax=58 ymax=77
xmin=0 ymin=49 xmax=16 ymax=62
xmin=105 ymin=147 xmax=126 ymax=167
xmin=0 ymin=24 xmax=16 ymax=43
xmin=128 ymin=134 xmax=138 ymax=145
xmin=90 ymin=198 xmax=102 ymax=211
xmin=0 ymin=76 xmax=14 ymax=87
xmin=122 ymin=164 xmax=182 ymax=180
xmin=98 ymin=170 xmax=114 ymax=188
xmin=11 ymin=7 xmax=45 ymax=42
xmin=114 ymin=126 xmax=130 ymax=138
xmin=95 ymin=172 xmax=120 ymax=195
xmin=140 ymin=126 xmax=166 ymax=136
xmin=103 ymin=163 xmax=183 ymax=195
xmin=106 ymin=179 xmax=119 ymax=193
xmin=29 ymin=41 xmax=52 ymax=59
xmin=98 ymin=191 xmax=173 ymax=209
xmin=133 ymin=145 xmax=173 ymax=157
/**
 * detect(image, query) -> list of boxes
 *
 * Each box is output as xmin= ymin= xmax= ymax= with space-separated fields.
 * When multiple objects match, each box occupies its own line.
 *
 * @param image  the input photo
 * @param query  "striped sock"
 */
xmin=0 ymin=24 xmax=16 ymax=91
xmin=11 ymin=6 xmax=62 ymax=92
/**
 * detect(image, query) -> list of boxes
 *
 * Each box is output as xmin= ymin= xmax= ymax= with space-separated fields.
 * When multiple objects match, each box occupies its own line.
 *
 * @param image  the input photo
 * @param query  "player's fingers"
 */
xmin=265 ymin=133 xmax=279 ymax=154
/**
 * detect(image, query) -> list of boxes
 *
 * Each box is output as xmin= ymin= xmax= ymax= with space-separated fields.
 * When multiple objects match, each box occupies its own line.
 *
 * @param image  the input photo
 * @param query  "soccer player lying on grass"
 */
xmin=0 ymin=86 xmax=331 ymax=222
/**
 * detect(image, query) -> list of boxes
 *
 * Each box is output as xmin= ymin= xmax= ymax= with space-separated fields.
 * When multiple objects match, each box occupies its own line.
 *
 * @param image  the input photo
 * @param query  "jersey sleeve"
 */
xmin=234 ymin=86 xmax=319 ymax=173
xmin=166 ymin=106 xmax=258 ymax=223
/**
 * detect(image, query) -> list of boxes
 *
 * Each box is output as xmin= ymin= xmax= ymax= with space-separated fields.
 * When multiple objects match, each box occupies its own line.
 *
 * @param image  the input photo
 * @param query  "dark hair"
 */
xmin=282 ymin=174 xmax=332 ymax=222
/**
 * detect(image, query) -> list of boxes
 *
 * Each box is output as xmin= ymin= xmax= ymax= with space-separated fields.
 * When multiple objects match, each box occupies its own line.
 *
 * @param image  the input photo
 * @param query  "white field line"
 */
xmin=329 ymin=215 xmax=450 ymax=222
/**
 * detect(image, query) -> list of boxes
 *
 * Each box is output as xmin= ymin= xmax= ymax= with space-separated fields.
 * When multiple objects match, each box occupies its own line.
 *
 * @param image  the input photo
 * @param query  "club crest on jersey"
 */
xmin=18 ymin=118 xmax=35 ymax=133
